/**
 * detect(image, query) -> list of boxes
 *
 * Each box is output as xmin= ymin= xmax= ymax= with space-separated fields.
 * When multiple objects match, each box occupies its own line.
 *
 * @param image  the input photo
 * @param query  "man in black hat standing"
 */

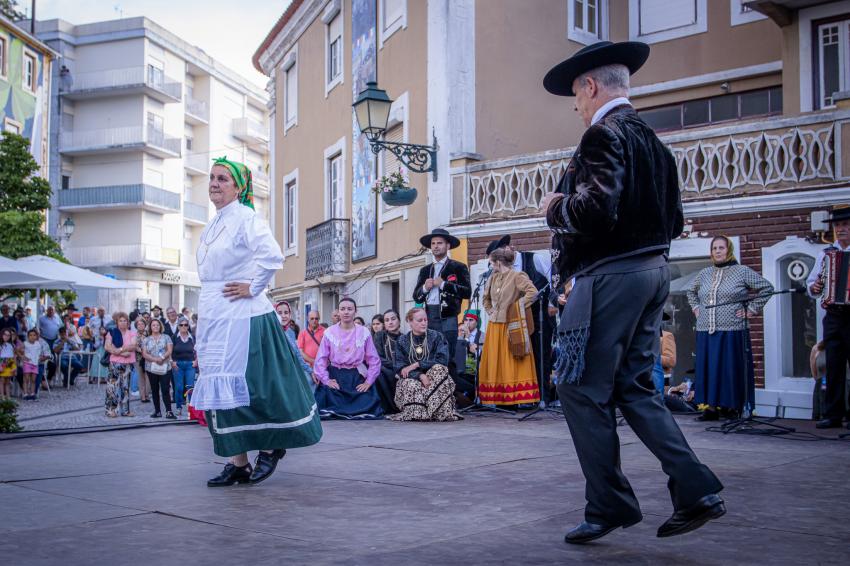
xmin=541 ymin=41 xmax=724 ymax=544
xmin=807 ymin=206 xmax=850 ymax=429
xmin=413 ymin=228 xmax=471 ymax=377
xmin=486 ymin=235 xmax=556 ymax=405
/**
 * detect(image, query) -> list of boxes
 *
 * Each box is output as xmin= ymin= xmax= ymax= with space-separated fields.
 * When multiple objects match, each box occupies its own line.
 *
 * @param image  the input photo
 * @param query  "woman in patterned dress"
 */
xmin=687 ymin=236 xmax=773 ymax=421
xmin=390 ymin=308 xmax=458 ymax=421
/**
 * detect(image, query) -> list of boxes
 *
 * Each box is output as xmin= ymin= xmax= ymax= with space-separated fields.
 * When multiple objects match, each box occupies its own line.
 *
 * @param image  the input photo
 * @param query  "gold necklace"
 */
xmin=409 ymin=333 xmax=428 ymax=363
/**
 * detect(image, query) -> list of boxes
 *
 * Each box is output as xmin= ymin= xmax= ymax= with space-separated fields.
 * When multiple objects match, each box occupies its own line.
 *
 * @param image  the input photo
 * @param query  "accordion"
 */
xmin=821 ymin=249 xmax=850 ymax=307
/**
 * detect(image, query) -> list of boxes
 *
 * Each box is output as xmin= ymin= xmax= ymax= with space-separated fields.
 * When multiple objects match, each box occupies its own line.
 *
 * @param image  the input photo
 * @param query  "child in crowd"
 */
xmin=0 ymin=328 xmax=22 ymax=399
xmin=22 ymin=330 xmax=48 ymax=400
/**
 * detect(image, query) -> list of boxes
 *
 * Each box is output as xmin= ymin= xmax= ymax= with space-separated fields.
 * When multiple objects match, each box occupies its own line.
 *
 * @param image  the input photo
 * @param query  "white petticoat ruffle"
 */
xmin=189 ymin=373 xmax=251 ymax=410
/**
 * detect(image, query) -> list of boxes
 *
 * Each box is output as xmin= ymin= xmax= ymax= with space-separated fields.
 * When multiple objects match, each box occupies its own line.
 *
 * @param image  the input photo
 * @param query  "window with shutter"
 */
xmin=816 ymin=19 xmax=850 ymax=108
xmin=629 ymin=0 xmax=706 ymax=44
xmin=382 ymin=124 xmax=404 ymax=177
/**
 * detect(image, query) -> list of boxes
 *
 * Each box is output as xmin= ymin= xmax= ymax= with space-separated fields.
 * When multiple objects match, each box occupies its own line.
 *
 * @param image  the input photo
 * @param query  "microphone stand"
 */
xmin=520 ymin=281 xmax=562 ymax=421
xmin=703 ymin=289 xmax=799 ymax=436
xmin=459 ymin=269 xmax=514 ymax=416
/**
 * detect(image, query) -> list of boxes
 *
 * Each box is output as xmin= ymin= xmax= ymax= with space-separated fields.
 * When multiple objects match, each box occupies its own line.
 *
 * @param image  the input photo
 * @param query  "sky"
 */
xmin=28 ymin=0 xmax=293 ymax=88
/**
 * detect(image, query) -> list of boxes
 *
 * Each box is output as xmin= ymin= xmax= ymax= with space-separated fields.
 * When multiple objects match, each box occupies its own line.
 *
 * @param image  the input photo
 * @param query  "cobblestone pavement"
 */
xmin=2 ymin=413 xmax=849 ymax=565
xmin=14 ymin=379 xmax=191 ymax=431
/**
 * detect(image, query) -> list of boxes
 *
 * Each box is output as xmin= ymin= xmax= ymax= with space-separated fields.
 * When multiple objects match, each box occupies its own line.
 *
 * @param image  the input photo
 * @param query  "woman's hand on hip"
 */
xmin=223 ymin=282 xmax=252 ymax=301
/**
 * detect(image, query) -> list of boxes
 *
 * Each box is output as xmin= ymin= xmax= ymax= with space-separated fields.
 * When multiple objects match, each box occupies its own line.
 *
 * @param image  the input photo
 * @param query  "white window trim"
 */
xmin=282 ymin=45 xmax=298 ymax=133
xmin=323 ymin=136 xmax=347 ymax=221
xmin=0 ymin=35 xmax=8 ymax=80
xmin=323 ymin=0 xmax=344 ymax=97
xmin=379 ymin=91 xmax=409 ymax=227
xmin=21 ymin=47 xmax=37 ymax=94
xmin=798 ymin=3 xmax=850 ymax=112
xmin=379 ymin=0 xmax=408 ymax=50
xmin=628 ymin=0 xmax=707 ymax=45
xmin=730 ymin=0 xmax=767 ymax=27
xmin=4 ymin=116 xmax=22 ymax=134
xmin=567 ymin=0 xmax=609 ymax=45
xmin=282 ymin=168 xmax=299 ymax=257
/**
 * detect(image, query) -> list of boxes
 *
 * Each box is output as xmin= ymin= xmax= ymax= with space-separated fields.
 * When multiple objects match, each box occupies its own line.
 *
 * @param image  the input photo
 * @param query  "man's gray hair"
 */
xmin=576 ymin=64 xmax=630 ymax=95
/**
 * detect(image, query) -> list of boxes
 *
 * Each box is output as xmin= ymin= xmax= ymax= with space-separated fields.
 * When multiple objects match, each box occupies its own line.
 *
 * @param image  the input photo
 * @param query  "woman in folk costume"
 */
xmin=191 ymin=157 xmax=322 ymax=487
xmin=687 ymin=235 xmax=773 ymax=421
xmin=313 ymin=297 xmax=384 ymax=419
xmin=390 ymin=308 xmax=458 ymax=421
xmin=478 ymin=247 xmax=540 ymax=406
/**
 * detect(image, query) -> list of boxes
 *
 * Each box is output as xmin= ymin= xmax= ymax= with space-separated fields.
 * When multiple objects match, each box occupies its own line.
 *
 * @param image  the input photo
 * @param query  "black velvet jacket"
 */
xmin=412 ymin=258 xmax=471 ymax=319
xmin=546 ymin=105 xmax=684 ymax=283
xmin=394 ymin=329 xmax=449 ymax=379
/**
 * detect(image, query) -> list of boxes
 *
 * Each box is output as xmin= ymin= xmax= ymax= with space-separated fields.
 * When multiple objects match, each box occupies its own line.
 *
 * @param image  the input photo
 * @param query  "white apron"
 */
xmin=189 ymin=200 xmax=283 ymax=410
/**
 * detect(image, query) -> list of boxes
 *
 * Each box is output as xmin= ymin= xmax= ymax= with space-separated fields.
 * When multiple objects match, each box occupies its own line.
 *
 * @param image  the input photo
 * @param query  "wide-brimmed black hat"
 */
xmin=543 ymin=41 xmax=650 ymax=96
xmin=826 ymin=206 xmax=850 ymax=223
xmin=485 ymin=235 xmax=512 ymax=257
xmin=420 ymin=228 xmax=460 ymax=249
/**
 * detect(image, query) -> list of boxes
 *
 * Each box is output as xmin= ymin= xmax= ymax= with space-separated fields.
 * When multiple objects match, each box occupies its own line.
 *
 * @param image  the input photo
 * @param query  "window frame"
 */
xmin=4 ymin=117 xmax=22 ymax=134
xmin=378 ymin=92 xmax=409 ymax=226
xmin=379 ymin=0 xmax=407 ymax=50
xmin=282 ymin=45 xmax=298 ymax=133
xmin=282 ymin=168 xmax=299 ymax=256
xmin=323 ymin=0 xmax=344 ymax=96
xmin=568 ymin=0 xmax=608 ymax=45
xmin=813 ymin=16 xmax=850 ymax=109
xmin=0 ymin=36 xmax=8 ymax=80
xmin=323 ymin=136 xmax=347 ymax=221
xmin=628 ymin=0 xmax=707 ymax=45
xmin=22 ymin=49 xmax=37 ymax=93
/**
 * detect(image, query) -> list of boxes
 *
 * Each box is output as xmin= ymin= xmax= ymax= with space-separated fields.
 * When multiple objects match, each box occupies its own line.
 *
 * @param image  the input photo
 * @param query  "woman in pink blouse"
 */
xmin=313 ymin=297 xmax=383 ymax=419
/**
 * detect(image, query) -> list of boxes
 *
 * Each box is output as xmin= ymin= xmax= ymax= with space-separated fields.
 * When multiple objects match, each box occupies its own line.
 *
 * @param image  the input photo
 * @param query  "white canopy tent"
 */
xmin=0 ymin=255 xmax=74 ymax=289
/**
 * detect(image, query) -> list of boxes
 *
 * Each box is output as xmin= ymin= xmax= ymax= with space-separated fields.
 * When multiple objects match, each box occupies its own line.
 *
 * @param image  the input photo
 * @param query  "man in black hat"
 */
xmin=807 ymin=206 xmax=850 ymax=429
xmin=413 ymin=228 xmax=471 ymax=377
xmin=486 ymin=234 xmax=556 ymax=405
xmin=541 ymin=41 xmax=723 ymax=544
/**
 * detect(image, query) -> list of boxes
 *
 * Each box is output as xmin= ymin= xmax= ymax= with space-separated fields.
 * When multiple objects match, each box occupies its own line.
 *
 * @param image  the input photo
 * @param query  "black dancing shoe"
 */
xmin=249 ymin=449 xmax=287 ymax=485
xmin=815 ymin=418 xmax=842 ymax=429
xmin=150 ymin=411 xmax=162 ymax=418
xmin=564 ymin=521 xmax=621 ymax=544
xmin=657 ymin=493 xmax=726 ymax=538
xmin=695 ymin=410 xmax=719 ymax=422
xmin=207 ymin=463 xmax=253 ymax=487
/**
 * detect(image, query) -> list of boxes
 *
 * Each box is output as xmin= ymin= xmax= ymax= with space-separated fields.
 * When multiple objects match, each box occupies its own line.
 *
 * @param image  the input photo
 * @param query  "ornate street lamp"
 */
xmin=59 ymin=217 xmax=76 ymax=241
xmin=353 ymin=81 xmax=439 ymax=181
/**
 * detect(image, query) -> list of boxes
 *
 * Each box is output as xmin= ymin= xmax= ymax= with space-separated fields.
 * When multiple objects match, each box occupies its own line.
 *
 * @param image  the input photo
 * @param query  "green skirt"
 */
xmin=206 ymin=312 xmax=323 ymax=457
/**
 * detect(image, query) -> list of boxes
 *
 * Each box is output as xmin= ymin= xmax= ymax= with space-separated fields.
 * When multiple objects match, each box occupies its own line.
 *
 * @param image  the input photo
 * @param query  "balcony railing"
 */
xmin=60 ymin=126 xmax=182 ymax=157
xmin=57 ymin=184 xmax=181 ymax=213
xmin=449 ymin=109 xmax=849 ymax=223
xmin=183 ymin=200 xmax=209 ymax=224
xmin=185 ymin=152 xmax=209 ymax=175
xmin=305 ymin=218 xmax=350 ymax=280
xmin=232 ymin=117 xmax=269 ymax=144
xmin=65 ymin=244 xmax=181 ymax=269
xmin=63 ymin=66 xmax=182 ymax=103
xmin=185 ymin=97 xmax=209 ymax=123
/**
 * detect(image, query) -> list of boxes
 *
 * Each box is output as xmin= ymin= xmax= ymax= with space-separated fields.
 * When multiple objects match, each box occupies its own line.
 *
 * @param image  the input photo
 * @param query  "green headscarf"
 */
xmin=212 ymin=156 xmax=254 ymax=210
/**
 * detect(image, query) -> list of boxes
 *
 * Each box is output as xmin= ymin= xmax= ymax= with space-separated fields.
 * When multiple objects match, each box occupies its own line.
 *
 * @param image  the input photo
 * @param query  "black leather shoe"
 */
xmin=657 ymin=494 xmax=726 ymax=538
xmin=815 ymin=418 xmax=842 ymax=429
xmin=249 ymin=449 xmax=287 ymax=485
xmin=696 ymin=410 xmax=719 ymax=422
xmin=564 ymin=521 xmax=620 ymax=544
xmin=207 ymin=463 xmax=253 ymax=487
xmin=150 ymin=411 xmax=162 ymax=418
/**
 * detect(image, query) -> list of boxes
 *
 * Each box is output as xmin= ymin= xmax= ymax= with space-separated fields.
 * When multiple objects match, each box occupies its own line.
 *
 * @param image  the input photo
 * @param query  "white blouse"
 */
xmin=190 ymin=199 xmax=284 ymax=410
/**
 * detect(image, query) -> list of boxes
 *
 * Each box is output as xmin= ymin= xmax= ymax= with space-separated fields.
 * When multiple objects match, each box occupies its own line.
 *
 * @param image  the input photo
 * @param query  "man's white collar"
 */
xmin=591 ymin=97 xmax=631 ymax=126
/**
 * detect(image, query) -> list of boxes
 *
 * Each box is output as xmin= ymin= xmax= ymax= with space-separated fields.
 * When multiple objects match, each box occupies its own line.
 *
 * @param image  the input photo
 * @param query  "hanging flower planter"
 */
xmin=372 ymin=170 xmax=418 ymax=207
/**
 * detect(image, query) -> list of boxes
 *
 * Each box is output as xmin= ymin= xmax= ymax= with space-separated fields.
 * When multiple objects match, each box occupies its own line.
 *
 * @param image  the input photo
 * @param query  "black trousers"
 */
xmin=529 ymin=303 xmax=556 ymax=403
xmin=822 ymin=308 xmax=850 ymax=421
xmin=557 ymin=266 xmax=722 ymax=526
xmin=426 ymin=305 xmax=458 ymax=377
xmin=148 ymin=369 xmax=172 ymax=414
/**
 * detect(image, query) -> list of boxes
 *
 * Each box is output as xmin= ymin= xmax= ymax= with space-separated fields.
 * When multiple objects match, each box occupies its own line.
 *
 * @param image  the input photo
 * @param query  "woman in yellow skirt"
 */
xmin=479 ymin=247 xmax=541 ymax=406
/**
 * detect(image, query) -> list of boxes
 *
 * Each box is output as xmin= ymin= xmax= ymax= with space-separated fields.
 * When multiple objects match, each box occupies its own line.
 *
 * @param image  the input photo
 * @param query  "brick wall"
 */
xmin=467 ymin=207 xmax=817 ymax=387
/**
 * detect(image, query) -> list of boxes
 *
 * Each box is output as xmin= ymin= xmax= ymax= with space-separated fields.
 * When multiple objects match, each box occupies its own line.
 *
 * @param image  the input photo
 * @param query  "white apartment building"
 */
xmin=34 ymin=17 xmax=270 ymax=311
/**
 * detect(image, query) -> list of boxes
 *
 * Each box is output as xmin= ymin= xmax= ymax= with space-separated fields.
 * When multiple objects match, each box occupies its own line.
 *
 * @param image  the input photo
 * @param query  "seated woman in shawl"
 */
xmin=372 ymin=309 xmax=402 ymax=414
xmin=313 ymin=297 xmax=383 ymax=419
xmin=390 ymin=308 xmax=458 ymax=422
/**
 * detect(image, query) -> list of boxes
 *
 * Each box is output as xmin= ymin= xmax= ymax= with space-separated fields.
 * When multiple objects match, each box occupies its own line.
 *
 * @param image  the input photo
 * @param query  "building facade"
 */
xmin=257 ymin=0 xmax=849 ymax=418
xmin=1 ymin=14 xmax=55 ymax=177
xmin=34 ymin=17 xmax=270 ymax=311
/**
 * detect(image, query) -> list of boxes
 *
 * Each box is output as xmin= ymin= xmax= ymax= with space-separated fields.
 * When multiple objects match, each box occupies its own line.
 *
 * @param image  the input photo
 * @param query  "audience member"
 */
xmin=163 ymin=307 xmax=181 ymax=339
xmin=297 ymin=310 xmax=325 ymax=367
xmin=373 ymin=309 xmax=402 ymax=414
xmin=38 ymin=305 xmax=63 ymax=348
xmin=313 ymin=297 xmax=383 ymax=419
xmin=89 ymin=326 xmax=110 ymax=384
xmin=370 ymin=314 xmax=384 ymax=337
xmin=353 ymin=316 xmax=366 ymax=327
xmin=330 ymin=309 xmax=341 ymax=325
xmin=1 ymin=304 xmax=18 ymax=334
xmin=21 ymin=329 xmax=50 ymax=400
xmin=275 ymin=300 xmax=300 ymax=341
xmin=133 ymin=318 xmax=150 ymax=402
xmin=53 ymin=327 xmax=83 ymax=387
xmin=170 ymin=318 xmax=197 ymax=416
xmin=104 ymin=312 xmax=136 ymax=418
xmin=142 ymin=319 xmax=174 ymax=419
xmin=0 ymin=327 xmax=22 ymax=399
xmin=390 ymin=308 xmax=457 ymax=421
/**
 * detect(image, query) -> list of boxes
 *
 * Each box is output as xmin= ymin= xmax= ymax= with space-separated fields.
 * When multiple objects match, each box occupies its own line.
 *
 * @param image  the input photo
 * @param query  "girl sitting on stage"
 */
xmin=313 ymin=297 xmax=383 ymax=419
xmin=390 ymin=308 xmax=458 ymax=421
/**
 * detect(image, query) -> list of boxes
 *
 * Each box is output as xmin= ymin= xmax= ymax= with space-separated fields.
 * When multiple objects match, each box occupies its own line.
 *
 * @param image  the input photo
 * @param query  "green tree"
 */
xmin=0 ymin=0 xmax=24 ymax=21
